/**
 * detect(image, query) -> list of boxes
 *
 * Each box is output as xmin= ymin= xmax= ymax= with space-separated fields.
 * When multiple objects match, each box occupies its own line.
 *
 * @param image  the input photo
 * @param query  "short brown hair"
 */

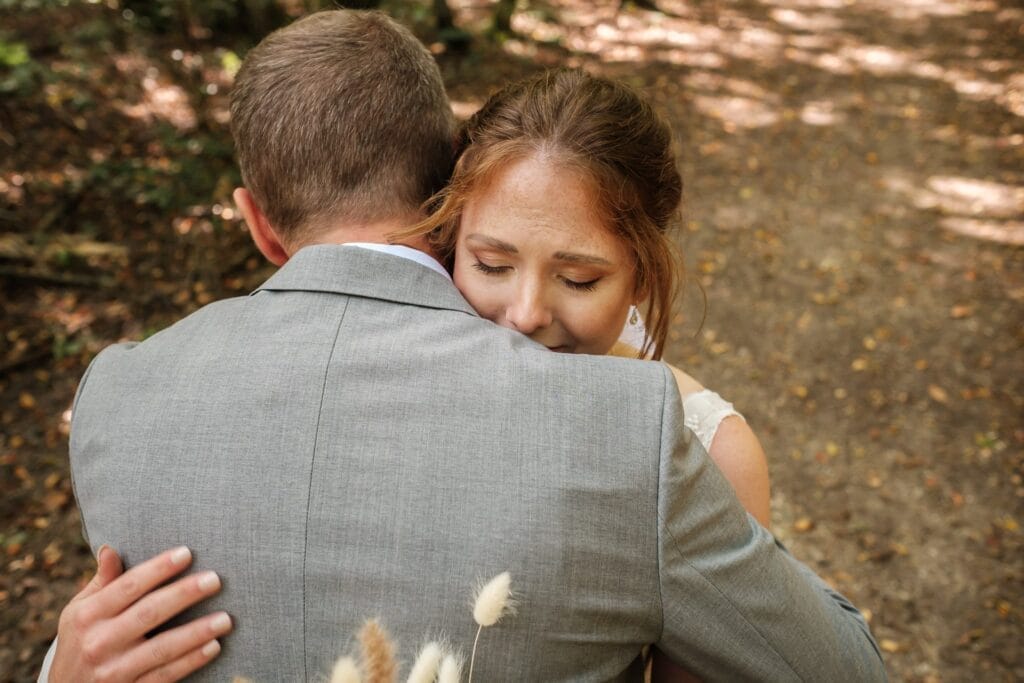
xmin=397 ymin=68 xmax=683 ymax=360
xmin=230 ymin=10 xmax=455 ymax=246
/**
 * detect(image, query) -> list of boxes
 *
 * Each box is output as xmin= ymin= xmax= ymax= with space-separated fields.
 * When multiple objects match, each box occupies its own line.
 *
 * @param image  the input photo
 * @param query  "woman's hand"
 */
xmin=48 ymin=545 xmax=232 ymax=682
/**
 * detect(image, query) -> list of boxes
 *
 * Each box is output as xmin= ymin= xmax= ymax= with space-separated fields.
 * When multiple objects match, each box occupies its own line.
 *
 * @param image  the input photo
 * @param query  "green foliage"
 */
xmin=121 ymin=0 xmax=241 ymax=35
xmin=120 ymin=0 xmax=287 ymax=40
xmin=52 ymin=332 xmax=83 ymax=360
xmin=0 ymin=0 xmax=72 ymax=9
xmin=70 ymin=17 xmax=118 ymax=45
xmin=85 ymin=125 xmax=239 ymax=214
xmin=0 ymin=37 xmax=29 ymax=67
xmin=0 ymin=33 xmax=48 ymax=95
xmin=220 ymin=50 xmax=242 ymax=78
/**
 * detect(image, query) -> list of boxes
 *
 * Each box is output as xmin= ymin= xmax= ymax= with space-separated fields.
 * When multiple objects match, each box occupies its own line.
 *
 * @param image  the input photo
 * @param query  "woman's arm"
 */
xmin=44 ymin=546 xmax=230 ymax=683
xmin=703 ymin=414 xmax=771 ymax=527
xmin=606 ymin=349 xmax=771 ymax=526
xmin=667 ymin=364 xmax=771 ymax=527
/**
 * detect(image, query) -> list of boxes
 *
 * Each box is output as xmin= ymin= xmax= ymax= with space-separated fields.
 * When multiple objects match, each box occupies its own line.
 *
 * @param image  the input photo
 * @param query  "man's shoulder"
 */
xmin=76 ymin=294 xmax=255 ymax=379
xmin=470 ymin=330 xmax=675 ymax=419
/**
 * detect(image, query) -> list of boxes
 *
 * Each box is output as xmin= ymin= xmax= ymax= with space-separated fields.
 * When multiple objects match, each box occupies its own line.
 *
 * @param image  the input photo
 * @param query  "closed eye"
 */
xmin=472 ymin=260 xmax=511 ymax=275
xmin=562 ymin=276 xmax=600 ymax=292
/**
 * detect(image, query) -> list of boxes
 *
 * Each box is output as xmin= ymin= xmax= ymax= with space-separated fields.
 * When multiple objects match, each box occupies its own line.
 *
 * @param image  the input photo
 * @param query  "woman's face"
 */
xmin=452 ymin=154 xmax=637 ymax=355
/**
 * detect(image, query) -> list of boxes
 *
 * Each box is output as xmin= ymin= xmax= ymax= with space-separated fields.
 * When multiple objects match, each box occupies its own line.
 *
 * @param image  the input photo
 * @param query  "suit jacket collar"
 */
xmin=251 ymin=244 xmax=478 ymax=316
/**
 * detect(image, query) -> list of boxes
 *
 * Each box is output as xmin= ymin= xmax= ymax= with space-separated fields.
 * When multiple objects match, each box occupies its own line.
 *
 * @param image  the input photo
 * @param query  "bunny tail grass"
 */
xmin=472 ymin=572 xmax=513 ymax=627
xmin=437 ymin=653 xmax=463 ymax=683
xmin=358 ymin=619 xmax=398 ymax=683
xmin=468 ymin=572 xmax=514 ymax=682
xmin=406 ymin=642 xmax=444 ymax=683
xmin=330 ymin=656 xmax=362 ymax=683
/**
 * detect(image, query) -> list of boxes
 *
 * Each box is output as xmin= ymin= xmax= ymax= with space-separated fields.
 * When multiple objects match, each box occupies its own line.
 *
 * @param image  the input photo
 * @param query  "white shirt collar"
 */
xmin=343 ymin=243 xmax=451 ymax=281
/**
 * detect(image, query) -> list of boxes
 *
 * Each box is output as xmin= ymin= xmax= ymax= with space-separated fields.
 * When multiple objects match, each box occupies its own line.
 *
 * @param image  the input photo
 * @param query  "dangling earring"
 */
xmin=629 ymin=307 xmax=639 ymax=326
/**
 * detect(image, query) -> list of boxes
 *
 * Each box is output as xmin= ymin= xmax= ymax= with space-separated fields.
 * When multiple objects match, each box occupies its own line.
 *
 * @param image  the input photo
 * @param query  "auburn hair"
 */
xmin=396 ymin=68 xmax=683 ymax=359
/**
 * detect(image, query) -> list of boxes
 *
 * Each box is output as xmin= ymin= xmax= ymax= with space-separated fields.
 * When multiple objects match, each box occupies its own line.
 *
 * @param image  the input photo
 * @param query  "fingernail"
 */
xmin=171 ymin=546 xmax=192 ymax=566
xmin=202 ymin=640 xmax=221 ymax=657
xmin=96 ymin=544 xmax=110 ymax=562
xmin=210 ymin=612 xmax=232 ymax=633
xmin=197 ymin=571 xmax=221 ymax=592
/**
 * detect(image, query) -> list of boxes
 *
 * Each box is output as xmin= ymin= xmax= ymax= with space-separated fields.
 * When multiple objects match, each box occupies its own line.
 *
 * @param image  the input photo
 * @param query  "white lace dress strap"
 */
xmin=682 ymin=389 xmax=745 ymax=453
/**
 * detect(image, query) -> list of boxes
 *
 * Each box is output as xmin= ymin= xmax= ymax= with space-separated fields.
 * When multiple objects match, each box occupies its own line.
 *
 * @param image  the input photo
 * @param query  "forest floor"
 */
xmin=1 ymin=1 xmax=1021 ymax=681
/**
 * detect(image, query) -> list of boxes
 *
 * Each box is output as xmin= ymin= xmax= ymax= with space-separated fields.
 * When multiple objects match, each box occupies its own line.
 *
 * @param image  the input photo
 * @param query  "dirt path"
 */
xmin=1 ymin=1 xmax=1021 ymax=681
xmin=549 ymin=2 xmax=1024 ymax=680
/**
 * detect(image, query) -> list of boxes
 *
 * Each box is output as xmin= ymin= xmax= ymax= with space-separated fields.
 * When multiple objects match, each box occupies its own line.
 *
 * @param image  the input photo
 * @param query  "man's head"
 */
xmin=230 ymin=10 xmax=455 ymax=262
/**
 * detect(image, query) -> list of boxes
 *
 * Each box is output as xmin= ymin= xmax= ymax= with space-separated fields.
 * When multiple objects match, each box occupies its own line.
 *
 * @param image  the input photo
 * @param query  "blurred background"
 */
xmin=0 ymin=0 xmax=1021 ymax=680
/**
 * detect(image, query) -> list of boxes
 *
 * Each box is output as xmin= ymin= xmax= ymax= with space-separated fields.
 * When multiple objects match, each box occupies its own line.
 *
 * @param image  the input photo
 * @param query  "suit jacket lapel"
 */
xmin=251 ymin=244 xmax=479 ymax=316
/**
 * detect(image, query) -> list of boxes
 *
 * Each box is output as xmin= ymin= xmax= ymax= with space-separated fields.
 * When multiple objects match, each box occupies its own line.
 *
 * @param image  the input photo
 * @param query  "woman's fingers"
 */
xmin=51 ymin=546 xmax=228 ymax=683
xmin=135 ymin=639 xmax=224 ymax=683
xmin=95 ymin=544 xmax=126 ymax=584
xmin=107 ymin=569 xmax=222 ymax=644
xmin=120 ymin=611 xmax=232 ymax=681
xmin=88 ymin=546 xmax=194 ymax=618
xmin=70 ymin=545 xmax=125 ymax=605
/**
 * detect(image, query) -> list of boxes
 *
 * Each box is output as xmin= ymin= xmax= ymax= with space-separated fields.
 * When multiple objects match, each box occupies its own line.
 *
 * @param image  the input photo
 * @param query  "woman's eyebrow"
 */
xmin=465 ymin=234 xmax=517 ymax=253
xmin=553 ymin=251 xmax=614 ymax=266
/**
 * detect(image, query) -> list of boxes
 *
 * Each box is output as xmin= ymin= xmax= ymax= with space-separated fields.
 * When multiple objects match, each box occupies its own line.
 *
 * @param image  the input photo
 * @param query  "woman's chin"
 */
xmin=545 ymin=344 xmax=572 ymax=353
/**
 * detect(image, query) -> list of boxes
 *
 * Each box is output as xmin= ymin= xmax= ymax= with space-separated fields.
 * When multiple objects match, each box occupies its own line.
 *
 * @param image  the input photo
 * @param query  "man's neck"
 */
xmin=291 ymin=212 xmax=437 ymax=261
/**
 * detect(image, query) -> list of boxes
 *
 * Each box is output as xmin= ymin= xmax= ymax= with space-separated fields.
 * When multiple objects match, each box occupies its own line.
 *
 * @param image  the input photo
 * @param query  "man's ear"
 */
xmin=234 ymin=187 xmax=289 ymax=266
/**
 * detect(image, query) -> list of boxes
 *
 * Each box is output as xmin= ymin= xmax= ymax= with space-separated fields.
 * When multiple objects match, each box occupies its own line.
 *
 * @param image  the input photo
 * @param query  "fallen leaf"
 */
xmin=890 ymin=542 xmax=909 ymax=556
xmin=43 ymin=491 xmax=69 ymax=512
xmin=42 ymin=542 xmax=62 ymax=568
xmin=950 ymin=304 xmax=974 ymax=319
xmin=928 ymin=385 xmax=949 ymax=403
xmin=880 ymin=639 xmax=903 ymax=653
xmin=957 ymin=628 xmax=985 ymax=646
xmin=794 ymin=517 xmax=815 ymax=532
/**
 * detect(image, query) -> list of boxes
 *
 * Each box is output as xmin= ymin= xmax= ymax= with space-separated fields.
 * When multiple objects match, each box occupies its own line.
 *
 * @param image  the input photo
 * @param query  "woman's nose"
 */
xmin=506 ymin=283 xmax=553 ymax=334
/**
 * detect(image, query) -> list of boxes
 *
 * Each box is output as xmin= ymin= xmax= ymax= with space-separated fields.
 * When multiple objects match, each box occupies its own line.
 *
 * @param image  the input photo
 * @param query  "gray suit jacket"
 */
xmin=67 ymin=246 xmax=885 ymax=681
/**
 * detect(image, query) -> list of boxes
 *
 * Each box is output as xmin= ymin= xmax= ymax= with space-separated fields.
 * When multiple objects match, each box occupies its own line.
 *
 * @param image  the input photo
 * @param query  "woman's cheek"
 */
xmin=459 ymin=278 xmax=503 ymax=325
xmin=578 ymin=303 xmax=628 ymax=354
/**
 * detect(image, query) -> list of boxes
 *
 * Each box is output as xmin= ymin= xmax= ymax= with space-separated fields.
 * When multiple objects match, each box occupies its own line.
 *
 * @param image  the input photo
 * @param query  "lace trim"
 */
xmin=682 ymin=389 xmax=744 ymax=453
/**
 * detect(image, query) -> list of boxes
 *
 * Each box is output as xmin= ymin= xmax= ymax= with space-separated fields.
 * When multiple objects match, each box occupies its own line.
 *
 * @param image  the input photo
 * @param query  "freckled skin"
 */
xmin=453 ymin=154 xmax=637 ymax=355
